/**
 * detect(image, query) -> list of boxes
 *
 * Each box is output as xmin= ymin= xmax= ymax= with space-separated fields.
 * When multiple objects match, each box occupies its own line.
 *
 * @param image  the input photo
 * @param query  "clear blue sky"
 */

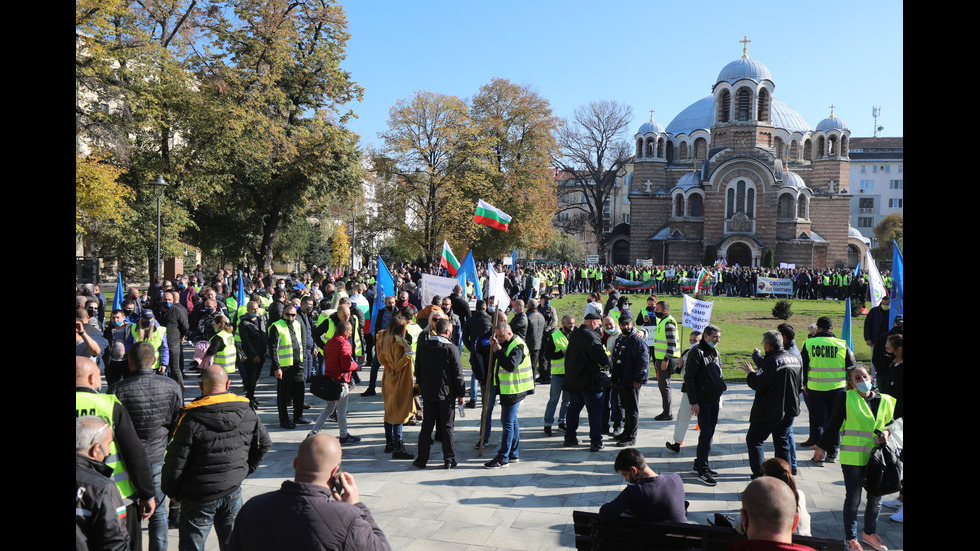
xmin=339 ymin=0 xmax=903 ymax=151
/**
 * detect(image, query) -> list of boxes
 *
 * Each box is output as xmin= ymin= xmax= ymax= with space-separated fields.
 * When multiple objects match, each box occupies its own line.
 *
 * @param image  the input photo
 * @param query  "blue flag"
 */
xmin=842 ymin=297 xmax=853 ymax=351
xmin=371 ymin=257 xmax=395 ymax=333
xmin=236 ymin=270 xmax=246 ymax=306
xmin=112 ymin=272 xmax=124 ymax=311
xmin=889 ymin=241 xmax=903 ymax=327
xmin=512 ymin=248 xmax=517 ymax=270
xmin=852 ymin=260 xmax=861 ymax=278
xmin=456 ymin=250 xmax=482 ymax=301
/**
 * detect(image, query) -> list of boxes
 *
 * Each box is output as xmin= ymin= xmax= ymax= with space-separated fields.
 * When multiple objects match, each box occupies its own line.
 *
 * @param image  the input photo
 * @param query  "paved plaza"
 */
xmin=147 ymin=364 xmax=904 ymax=551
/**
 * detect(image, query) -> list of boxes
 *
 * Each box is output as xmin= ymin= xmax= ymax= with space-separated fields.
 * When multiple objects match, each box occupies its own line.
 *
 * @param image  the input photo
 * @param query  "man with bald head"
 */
xmin=726 ymin=477 xmax=815 ymax=551
xmin=163 ymin=365 xmax=271 ymax=551
xmin=230 ymin=434 xmax=391 ymax=550
xmin=76 ymin=416 xmax=130 ymax=551
xmin=76 ymin=356 xmax=156 ymax=551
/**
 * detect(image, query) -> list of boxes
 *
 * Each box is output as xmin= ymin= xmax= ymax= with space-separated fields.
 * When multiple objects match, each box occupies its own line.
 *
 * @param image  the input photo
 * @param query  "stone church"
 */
xmin=625 ymin=42 xmax=865 ymax=269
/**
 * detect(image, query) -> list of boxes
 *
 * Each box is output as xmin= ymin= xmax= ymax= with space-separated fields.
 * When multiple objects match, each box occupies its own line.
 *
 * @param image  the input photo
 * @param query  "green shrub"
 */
xmin=772 ymin=300 xmax=793 ymax=320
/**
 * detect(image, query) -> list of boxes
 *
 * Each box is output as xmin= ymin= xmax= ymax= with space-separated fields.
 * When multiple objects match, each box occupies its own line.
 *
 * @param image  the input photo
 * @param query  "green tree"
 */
xmin=552 ymin=100 xmax=634 ymax=261
xmin=873 ymin=213 xmax=903 ymax=261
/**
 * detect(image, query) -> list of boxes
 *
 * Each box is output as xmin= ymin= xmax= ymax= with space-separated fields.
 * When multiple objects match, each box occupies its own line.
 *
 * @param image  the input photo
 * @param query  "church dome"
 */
xmin=666 ymin=96 xmax=811 ymax=136
xmin=637 ymin=119 xmax=665 ymax=135
xmin=816 ymin=114 xmax=848 ymax=132
xmin=782 ymin=170 xmax=807 ymax=190
xmin=716 ymin=57 xmax=772 ymax=85
xmin=672 ymin=171 xmax=700 ymax=190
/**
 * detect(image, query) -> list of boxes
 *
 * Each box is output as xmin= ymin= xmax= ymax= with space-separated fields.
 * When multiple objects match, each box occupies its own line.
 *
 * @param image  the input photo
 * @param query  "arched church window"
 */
xmin=840 ymin=136 xmax=848 ymax=157
xmin=657 ymin=138 xmax=665 ymax=158
xmin=816 ymin=136 xmax=825 ymax=158
xmin=790 ymin=141 xmax=799 ymax=160
xmin=646 ymin=138 xmax=654 ymax=157
xmin=757 ymin=88 xmax=770 ymax=121
xmin=828 ymin=136 xmax=837 ymax=156
xmin=694 ymin=138 xmax=707 ymax=160
xmin=774 ymin=137 xmax=784 ymax=158
xmin=674 ymin=195 xmax=684 ymax=217
xmin=728 ymin=179 xmax=755 ymax=219
xmin=797 ymin=196 xmax=808 ymax=219
xmin=803 ymin=140 xmax=812 ymax=160
xmin=777 ymin=194 xmax=794 ymax=218
xmin=719 ymin=90 xmax=731 ymax=123
xmin=679 ymin=142 xmax=688 ymax=159
xmin=689 ymin=194 xmax=703 ymax=217
xmin=736 ymin=88 xmax=752 ymax=121
xmin=636 ymin=138 xmax=643 ymax=158
xmin=666 ymin=142 xmax=674 ymax=162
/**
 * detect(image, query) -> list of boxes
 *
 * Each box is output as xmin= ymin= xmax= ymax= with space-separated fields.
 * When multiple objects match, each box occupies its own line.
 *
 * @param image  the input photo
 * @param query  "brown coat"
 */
xmin=377 ymin=329 xmax=417 ymax=424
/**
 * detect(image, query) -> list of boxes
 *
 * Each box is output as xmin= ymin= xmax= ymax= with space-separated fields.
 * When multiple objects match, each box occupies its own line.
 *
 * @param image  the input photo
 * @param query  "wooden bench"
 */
xmin=572 ymin=511 xmax=844 ymax=551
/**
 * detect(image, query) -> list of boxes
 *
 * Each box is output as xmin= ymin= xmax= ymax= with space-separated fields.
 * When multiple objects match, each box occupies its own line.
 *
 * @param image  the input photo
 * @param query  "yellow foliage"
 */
xmin=329 ymin=223 xmax=350 ymax=267
xmin=76 ymin=153 xmax=133 ymax=234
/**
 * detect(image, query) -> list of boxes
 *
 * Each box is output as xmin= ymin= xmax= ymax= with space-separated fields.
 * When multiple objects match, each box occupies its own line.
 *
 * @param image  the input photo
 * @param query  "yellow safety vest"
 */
xmin=75 ymin=392 xmax=136 ymax=499
xmin=804 ymin=336 xmax=849 ymax=391
xmin=271 ymin=319 xmax=303 ymax=368
xmin=550 ymin=329 xmax=569 ymax=376
xmin=498 ymin=336 xmax=534 ymax=394
xmin=214 ymin=330 xmax=237 ymax=373
xmin=653 ymin=314 xmax=681 ymax=360
xmin=130 ymin=323 xmax=165 ymax=370
xmin=839 ymin=391 xmax=895 ymax=466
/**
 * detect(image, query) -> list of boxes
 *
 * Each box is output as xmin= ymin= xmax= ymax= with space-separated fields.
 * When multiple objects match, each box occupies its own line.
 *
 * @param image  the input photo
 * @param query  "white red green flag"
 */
xmin=693 ymin=269 xmax=710 ymax=293
xmin=440 ymin=240 xmax=461 ymax=276
xmin=473 ymin=199 xmax=512 ymax=231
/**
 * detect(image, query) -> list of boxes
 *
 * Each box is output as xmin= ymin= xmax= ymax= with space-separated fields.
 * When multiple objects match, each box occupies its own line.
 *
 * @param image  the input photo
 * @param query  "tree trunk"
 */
xmin=258 ymin=207 xmax=282 ymax=273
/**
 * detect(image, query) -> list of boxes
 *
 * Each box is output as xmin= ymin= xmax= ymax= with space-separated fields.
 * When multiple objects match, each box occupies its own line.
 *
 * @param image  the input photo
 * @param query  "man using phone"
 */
xmin=230 ymin=434 xmax=391 ymax=550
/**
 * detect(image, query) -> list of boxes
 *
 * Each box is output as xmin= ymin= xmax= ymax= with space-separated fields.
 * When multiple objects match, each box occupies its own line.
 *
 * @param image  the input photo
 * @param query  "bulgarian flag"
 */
xmin=474 ymin=199 xmax=512 ymax=231
xmin=440 ymin=240 xmax=461 ymax=276
xmin=693 ymin=269 xmax=710 ymax=293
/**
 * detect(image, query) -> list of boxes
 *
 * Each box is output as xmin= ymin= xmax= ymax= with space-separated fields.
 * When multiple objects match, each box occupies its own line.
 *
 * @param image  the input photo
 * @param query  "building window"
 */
xmin=861 ymin=165 xmax=867 ymax=173
xmin=694 ymin=138 xmax=707 ymax=160
xmin=860 ymin=180 xmax=874 ymax=190
xmin=859 ymin=197 xmax=875 ymax=211
xmin=689 ymin=194 xmax=703 ymax=217
xmin=889 ymin=198 xmax=903 ymax=208
xmin=889 ymin=180 xmax=903 ymax=189
xmin=736 ymin=88 xmax=752 ymax=121
xmin=873 ymin=165 xmax=878 ymax=173
xmin=797 ymin=196 xmax=808 ymax=219
xmin=858 ymin=217 xmax=874 ymax=228
xmin=777 ymin=194 xmax=794 ymax=218
xmin=884 ymin=165 xmax=890 ymax=173
xmin=674 ymin=195 xmax=684 ymax=217
xmin=719 ymin=90 xmax=731 ymax=123
xmin=898 ymin=165 xmax=903 ymax=173
xmin=679 ymin=142 xmax=688 ymax=159
xmin=727 ymin=180 xmax=755 ymax=218
xmin=757 ymin=88 xmax=770 ymax=121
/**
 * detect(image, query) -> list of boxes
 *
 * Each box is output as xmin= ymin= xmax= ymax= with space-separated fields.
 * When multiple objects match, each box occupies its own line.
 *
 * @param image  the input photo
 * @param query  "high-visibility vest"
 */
xmin=839 ymin=391 xmax=895 ymax=467
xmin=550 ymin=329 xmax=569 ymax=375
xmin=498 ymin=336 xmax=534 ymax=394
xmin=214 ymin=330 xmax=237 ymax=373
xmin=804 ymin=336 xmax=848 ymax=391
xmin=653 ymin=314 xmax=681 ymax=360
xmin=75 ymin=392 xmax=136 ymax=499
xmin=271 ymin=319 xmax=303 ymax=368
xmin=130 ymin=323 xmax=165 ymax=370
xmin=406 ymin=323 xmax=422 ymax=359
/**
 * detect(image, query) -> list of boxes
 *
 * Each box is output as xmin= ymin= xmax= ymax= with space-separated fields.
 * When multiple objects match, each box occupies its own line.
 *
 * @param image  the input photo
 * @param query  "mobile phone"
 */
xmin=332 ymin=468 xmax=345 ymax=495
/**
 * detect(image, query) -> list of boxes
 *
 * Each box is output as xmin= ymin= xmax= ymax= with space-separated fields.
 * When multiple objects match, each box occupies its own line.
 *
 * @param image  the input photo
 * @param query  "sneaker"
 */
xmin=280 ymin=420 xmax=296 ymax=430
xmin=695 ymin=470 xmax=717 ymax=486
xmin=465 ymin=399 xmax=477 ymax=409
xmin=338 ymin=434 xmax=361 ymax=445
xmin=692 ymin=467 xmax=718 ymax=476
xmin=483 ymin=459 xmax=509 ymax=469
xmin=544 ymin=426 xmax=552 ymax=436
xmin=845 ymin=540 xmax=863 ymax=551
xmin=412 ymin=458 xmax=426 ymax=469
xmin=328 ymin=411 xmax=338 ymax=422
xmin=557 ymin=422 xmax=567 ymax=432
xmin=361 ymin=388 xmax=377 ymax=397
xmin=612 ymin=427 xmax=622 ymax=437
xmin=294 ymin=416 xmax=313 ymax=425
xmin=811 ymin=457 xmax=826 ymax=467
xmin=589 ymin=443 xmax=605 ymax=452
xmin=799 ymin=438 xmax=817 ymax=448
xmin=654 ymin=413 xmax=674 ymax=421
xmin=474 ymin=440 xmax=490 ymax=449
xmin=392 ymin=447 xmax=415 ymax=460
xmin=563 ymin=439 xmax=579 ymax=447
xmin=306 ymin=430 xmax=320 ymax=438
xmin=666 ymin=441 xmax=681 ymax=453
xmin=825 ymin=454 xmax=838 ymax=464
xmin=508 ymin=455 xmax=520 ymax=463
xmin=444 ymin=459 xmax=458 ymax=469
xmin=862 ymin=532 xmax=888 ymax=550
xmin=890 ymin=506 xmax=903 ymax=523
xmin=616 ymin=439 xmax=636 ymax=447
xmin=882 ymin=498 xmax=902 ymax=509
xmin=304 ymin=402 xmax=312 ymax=410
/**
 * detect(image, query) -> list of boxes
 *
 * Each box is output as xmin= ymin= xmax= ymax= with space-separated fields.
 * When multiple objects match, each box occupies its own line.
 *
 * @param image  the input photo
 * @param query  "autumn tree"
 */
xmin=374 ymin=91 xmax=487 ymax=262
xmin=873 ymin=212 xmax=903 ymax=261
xmin=551 ymin=100 xmax=634 ymax=261
xmin=469 ymin=78 xmax=560 ymax=257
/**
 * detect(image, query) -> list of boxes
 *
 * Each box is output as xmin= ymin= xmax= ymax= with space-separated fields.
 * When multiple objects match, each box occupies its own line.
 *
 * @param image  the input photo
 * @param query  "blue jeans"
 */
xmin=150 ymin=460 xmax=168 ymax=551
xmin=745 ymin=416 xmax=794 ymax=477
xmin=178 ymin=486 xmax=242 ymax=551
xmin=695 ymin=399 xmax=720 ymax=472
xmin=843 ymin=464 xmax=881 ymax=540
xmin=495 ymin=399 xmax=521 ymax=463
xmin=565 ymin=388 xmax=603 ymax=447
xmin=543 ymin=374 xmax=569 ymax=426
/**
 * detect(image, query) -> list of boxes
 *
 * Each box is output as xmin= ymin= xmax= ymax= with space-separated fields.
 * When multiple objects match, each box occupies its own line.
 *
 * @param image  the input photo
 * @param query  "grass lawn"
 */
xmin=543 ymin=292 xmax=869 ymax=381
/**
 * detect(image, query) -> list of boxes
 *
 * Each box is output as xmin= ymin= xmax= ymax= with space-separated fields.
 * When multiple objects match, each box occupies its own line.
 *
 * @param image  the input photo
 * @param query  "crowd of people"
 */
xmin=76 ymin=258 xmax=902 ymax=551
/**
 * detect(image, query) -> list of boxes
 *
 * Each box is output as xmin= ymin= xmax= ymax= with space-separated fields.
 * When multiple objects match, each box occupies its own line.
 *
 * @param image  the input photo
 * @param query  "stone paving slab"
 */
xmin=138 ymin=366 xmax=903 ymax=550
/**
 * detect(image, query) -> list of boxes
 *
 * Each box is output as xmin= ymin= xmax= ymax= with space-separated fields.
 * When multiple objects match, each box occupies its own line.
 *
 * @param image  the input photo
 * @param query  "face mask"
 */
xmin=881 ymin=304 xmax=889 ymax=311
xmin=855 ymin=380 xmax=873 ymax=394
xmin=163 ymin=301 xmax=173 ymax=308
xmin=487 ymin=307 xmax=495 ymax=313
xmin=111 ymin=320 xmax=124 ymax=327
xmin=706 ymin=341 xmax=716 ymax=349
xmin=656 ymin=312 xmax=667 ymax=319
xmin=123 ymin=310 xmax=134 ymax=316
xmin=202 ymin=308 xmax=213 ymax=315
xmin=604 ymin=328 xmax=616 ymax=335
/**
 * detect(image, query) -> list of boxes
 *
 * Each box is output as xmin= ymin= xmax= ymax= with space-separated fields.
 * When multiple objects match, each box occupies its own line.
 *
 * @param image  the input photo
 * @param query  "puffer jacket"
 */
xmin=162 ymin=392 xmax=270 ymax=501
xmin=108 ymin=369 xmax=183 ymax=463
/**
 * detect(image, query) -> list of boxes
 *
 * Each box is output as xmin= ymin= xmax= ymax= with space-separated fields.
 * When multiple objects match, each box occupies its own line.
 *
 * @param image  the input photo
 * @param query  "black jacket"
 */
xmin=416 ymin=335 xmax=465 ymax=402
xmin=684 ymin=342 xmax=727 ymax=404
xmin=612 ymin=330 xmax=649 ymax=387
xmin=746 ymin=349 xmax=801 ymax=423
xmin=108 ymin=369 xmax=183 ymax=464
xmin=525 ymin=311 xmax=545 ymax=351
xmin=510 ymin=312 xmax=528 ymax=340
xmin=237 ymin=314 xmax=267 ymax=362
xmin=76 ymin=454 xmax=129 ymax=551
xmin=229 ymin=480 xmax=391 ymax=551
xmin=162 ymin=392 xmax=271 ymax=501
xmin=563 ymin=325 xmax=611 ymax=392
xmin=465 ymin=311 xmax=492 ymax=353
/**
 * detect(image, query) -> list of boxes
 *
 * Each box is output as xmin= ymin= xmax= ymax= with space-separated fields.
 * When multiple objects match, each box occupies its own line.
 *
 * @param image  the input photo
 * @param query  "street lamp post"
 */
xmin=149 ymin=174 xmax=169 ymax=280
